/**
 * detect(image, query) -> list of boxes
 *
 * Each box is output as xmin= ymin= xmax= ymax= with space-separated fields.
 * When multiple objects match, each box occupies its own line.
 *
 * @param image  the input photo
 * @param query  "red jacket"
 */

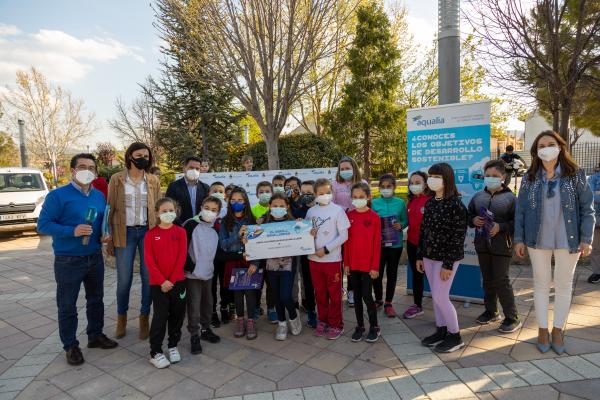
xmin=144 ymin=225 xmax=187 ymax=285
xmin=344 ymin=209 xmax=381 ymax=272
xmin=91 ymin=177 xmax=108 ymax=199
xmin=407 ymin=195 xmax=431 ymax=246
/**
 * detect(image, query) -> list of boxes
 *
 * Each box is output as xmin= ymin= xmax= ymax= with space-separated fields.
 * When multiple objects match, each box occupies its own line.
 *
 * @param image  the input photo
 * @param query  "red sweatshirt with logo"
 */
xmin=344 ymin=209 xmax=382 ymax=272
xmin=407 ymin=195 xmax=432 ymax=246
xmin=144 ymin=224 xmax=188 ymax=285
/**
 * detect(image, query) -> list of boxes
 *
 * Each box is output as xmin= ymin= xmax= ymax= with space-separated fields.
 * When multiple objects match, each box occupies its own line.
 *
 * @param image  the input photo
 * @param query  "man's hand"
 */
xmin=74 ymin=224 xmax=93 ymax=237
xmin=472 ymin=216 xmax=485 ymax=227
xmin=161 ymin=280 xmax=174 ymax=293
xmin=489 ymin=223 xmax=500 ymax=237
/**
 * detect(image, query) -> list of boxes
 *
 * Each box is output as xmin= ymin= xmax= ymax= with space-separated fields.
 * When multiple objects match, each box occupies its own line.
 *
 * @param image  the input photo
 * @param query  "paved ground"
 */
xmin=1 ymin=233 xmax=600 ymax=400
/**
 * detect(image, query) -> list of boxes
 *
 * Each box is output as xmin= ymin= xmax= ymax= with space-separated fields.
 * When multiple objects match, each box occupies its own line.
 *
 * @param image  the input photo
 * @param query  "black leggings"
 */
xmin=234 ymin=289 xmax=258 ymax=319
xmin=407 ymin=242 xmax=424 ymax=308
xmin=212 ymin=260 xmax=233 ymax=312
xmin=268 ymin=270 xmax=298 ymax=322
xmin=373 ymin=247 xmax=402 ymax=303
xmin=149 ymin=281 xmax=186 ymax=356
xmin=351 ymin=270 xmax=378 ymax=328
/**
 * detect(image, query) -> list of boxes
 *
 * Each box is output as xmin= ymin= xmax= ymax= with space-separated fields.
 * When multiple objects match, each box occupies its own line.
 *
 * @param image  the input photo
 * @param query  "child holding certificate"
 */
xmin=307 ymin=178 xmax=350 ymax=340
xmin=345 ymin=182 xmax=382 ymax=342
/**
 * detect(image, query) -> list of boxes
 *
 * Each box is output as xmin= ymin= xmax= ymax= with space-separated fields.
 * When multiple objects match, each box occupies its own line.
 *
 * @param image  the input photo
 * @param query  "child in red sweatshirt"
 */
xmin=344 ymin=182 xmax=382 ymax=343
xmin=144 ymin=197 xmax=188 ymax=369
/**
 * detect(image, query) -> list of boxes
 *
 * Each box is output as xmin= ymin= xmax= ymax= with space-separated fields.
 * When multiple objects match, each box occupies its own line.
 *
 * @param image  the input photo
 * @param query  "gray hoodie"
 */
xmin=187 ymin=220 xmax=218 ymax=280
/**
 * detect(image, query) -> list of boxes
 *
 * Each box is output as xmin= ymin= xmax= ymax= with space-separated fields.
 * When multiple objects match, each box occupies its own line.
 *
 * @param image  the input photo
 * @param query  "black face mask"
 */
xmin=131 ymin=156 xmax=149 ymax=170
xmin=300 ymin=193 xmax=315 ymax=206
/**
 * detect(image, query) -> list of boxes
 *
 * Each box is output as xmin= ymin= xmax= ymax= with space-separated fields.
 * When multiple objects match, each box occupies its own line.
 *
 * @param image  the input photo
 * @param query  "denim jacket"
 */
xmin=219 ymin=216 xmax=251 ymax=253
xmin=514 ymin=168 xmax=595 ymax=253
xmin=587 ymin=171 xmax=600 ymax=226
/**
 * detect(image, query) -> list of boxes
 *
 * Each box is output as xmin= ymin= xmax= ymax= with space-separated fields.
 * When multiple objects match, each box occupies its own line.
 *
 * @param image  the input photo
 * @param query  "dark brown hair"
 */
xmin=263 ymin=193 xmax=294 ymax=222
xmin=223 ymin=186 xmax=256 ymax=231
xmin=408 ymin=171 xmax=432 ymax=200
xmin=154 ymin=197 xmax=180 ymax=217
xmin=428 ymin=163 xmax=459 ymax=199
xmin=336 ymin=156 xmax=363 ymax=184
xmin=527 ymin=130 xmax=579 ymax=181
xmin=125 ymin=142 xmax=153 ymax=172
xmin=256 ymin=181 xmax=273 ymax=194
xmin=202 ymin=195 xmax=222 ymax=212
xmin=484 ymin=160 xmax=507 ymax=175
xmin=351 ymin=182 xmax=372 ymax=207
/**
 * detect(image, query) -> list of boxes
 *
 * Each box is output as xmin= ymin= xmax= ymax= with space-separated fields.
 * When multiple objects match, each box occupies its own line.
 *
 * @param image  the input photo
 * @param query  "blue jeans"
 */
xmin=267 ymin=268 xmax=297 ymax=322
xmin=54 ymin=252 xmax=104 ymax=350
xmin=115 ymin=226 xmax=151 ymax=316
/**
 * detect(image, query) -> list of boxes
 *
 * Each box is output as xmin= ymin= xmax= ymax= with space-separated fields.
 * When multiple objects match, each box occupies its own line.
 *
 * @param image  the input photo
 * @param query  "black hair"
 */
xmin=125 ymin=142 xmax=153 ymax=172
xmin=506 ymin=145 xmax=514 ymax=152
xmin=484 ymin=160 xmax=507 ymax=175
xmin=285 ymin=176 xmax=301 ymax=187
xmin=184 ymin=156 xmax=203 ymax=166
xmin=408 ymin=171 xmax=432 ymax=200
xmin=202 ymin=195 xmax=222 ymax=211
xmin=378 ymin=173 xmax=396 ymax=187
xmin=223 ymin=186 xmax=256 ymax=231
xmin=70 ymin=153 xmax=96 ymax=169
xmin=351 ymin=182 xmax=372 ymax=207
xmin=272 ymin=174 xmax=286 ymax=183
xmin=210 ymin=181 xmax=225 ymax=189
xmin=428 ymin=163 xmax=459 ymax=199
xmin=301 ymin=180 xmax=315 ymax=188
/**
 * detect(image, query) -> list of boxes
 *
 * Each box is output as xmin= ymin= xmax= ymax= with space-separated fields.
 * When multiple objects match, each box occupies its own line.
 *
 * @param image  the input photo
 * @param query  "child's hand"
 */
xmin=489 ymin=223 xmax=500 ymax=237
xmin=369 ymin=270 xmax=379 ymax=279
xmin=416 ymin=260 xmax=424 ymax=273
xmin=241 ymin=237 xmax=248 ymax=245
xmin=161 ymin=280 xmax=174 ymax=293
xmin=472 ymin=216 xmax=485 ymax=227
xmin=256 ymin=218 xmax=264 ymax=225
xmin=310 ymin=228 xmax=317 ymax=237
xmin=248 ymin=264 xmax=257 ymax=276
xmin=344 ymin=266 xmax=350 ymax=276
xmin=314 ymin=248 xmax=326 ymax=257
xmin=239 ymin=225 xmax=248 ymax=237
xmin=440 ymin=268 xmax=452 ymax=281
xmin=392 ymin=222 xmax=402 ymax=231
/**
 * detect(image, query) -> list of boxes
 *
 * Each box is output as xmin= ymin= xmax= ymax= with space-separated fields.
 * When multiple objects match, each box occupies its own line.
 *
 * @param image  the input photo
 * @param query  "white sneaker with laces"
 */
xmin=289 ymin=316 xmax=302 ymax=336
xmin=275 ymin=321 xmax=288 ymax=341
xmin=168 ymin=347 xmax=181 ymax=363
xmin=150 ymin=353 xmax=171 ymax=369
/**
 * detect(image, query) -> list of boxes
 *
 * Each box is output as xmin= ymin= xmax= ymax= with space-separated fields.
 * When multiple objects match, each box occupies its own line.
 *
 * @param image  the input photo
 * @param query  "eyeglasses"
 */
xmin=547 ymin=180 xmax=557 ymax=198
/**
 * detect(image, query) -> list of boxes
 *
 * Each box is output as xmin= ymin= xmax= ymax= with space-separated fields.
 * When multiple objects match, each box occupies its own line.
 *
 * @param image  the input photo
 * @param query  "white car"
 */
xmin=0 ymin=167 xmax=49 ymax=233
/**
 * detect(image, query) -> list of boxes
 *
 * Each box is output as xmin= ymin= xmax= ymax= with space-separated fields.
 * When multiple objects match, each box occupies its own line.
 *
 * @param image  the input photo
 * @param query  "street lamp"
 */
xmin=438 ymin=0 xmax=460 ymax=105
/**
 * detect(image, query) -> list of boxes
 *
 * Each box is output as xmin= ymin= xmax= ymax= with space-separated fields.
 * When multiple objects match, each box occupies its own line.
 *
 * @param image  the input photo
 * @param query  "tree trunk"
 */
xmin=50 ymin=155 xmax=58 ymax=187
xmin=363 ymin=127 xmax=371 ymax=180
xmin=264 ymin=132 xmax=280 ymax=169
xmin=559 ymin=103 xmax=571 ymax=150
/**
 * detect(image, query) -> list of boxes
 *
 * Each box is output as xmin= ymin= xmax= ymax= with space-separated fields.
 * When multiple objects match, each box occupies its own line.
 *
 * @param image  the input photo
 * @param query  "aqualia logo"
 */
xmin=413 ymin=115 xmax=445 ymax=127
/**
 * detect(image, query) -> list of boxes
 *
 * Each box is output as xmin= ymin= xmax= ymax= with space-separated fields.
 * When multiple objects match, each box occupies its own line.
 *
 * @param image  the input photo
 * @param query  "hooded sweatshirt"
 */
xmin=187 ymin=220 xmax=219 ymax=280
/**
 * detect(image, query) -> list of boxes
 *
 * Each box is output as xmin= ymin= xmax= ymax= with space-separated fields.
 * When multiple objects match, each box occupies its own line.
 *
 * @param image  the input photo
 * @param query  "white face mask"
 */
xmin=317 ymin=194 xmax=332 ymax=205
xmin=273 ymin=186 xmax=285 ymax=194
xmin=185 ymin=168 xmax=200 ymax=181
xmin=409 ymin=184 xmax=424 ymax=195
xmin=75 ymin=169 xmax=95 ymax=185
xmin=427 ymin=177 xmax=444 ymax=192
xmin=200 ymin=209 xmax=217 ymax=223
xmin=211 ymin=192 xmax=225 ymax=200
xmin=380 ymin=188 xmax=394 ymax=198
xmin=352 ymin=198 xmax=368 ymax=209
xmin=538 ymin=146 xmax=560 ymax=162
xmin=159 ymin=211 xmax=177 ymax=224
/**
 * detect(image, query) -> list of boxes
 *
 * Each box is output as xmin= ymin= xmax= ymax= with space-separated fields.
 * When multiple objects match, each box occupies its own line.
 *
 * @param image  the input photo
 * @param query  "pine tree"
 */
xmin=323 ymin=2 xmax=403 ymax=179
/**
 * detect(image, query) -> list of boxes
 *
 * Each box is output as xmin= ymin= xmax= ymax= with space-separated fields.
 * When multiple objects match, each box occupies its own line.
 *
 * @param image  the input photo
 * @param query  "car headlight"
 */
xmin=36 ymin=195 xmax=46 ymax=206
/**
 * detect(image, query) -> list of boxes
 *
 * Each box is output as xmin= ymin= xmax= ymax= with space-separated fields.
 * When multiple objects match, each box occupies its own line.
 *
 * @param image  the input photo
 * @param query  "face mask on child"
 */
xmin=273 ymin=186 xmax=285 ymax=194
xmin=484 ymin=177 xmax=503 ymax=191
xmin=340 ymin=170 xmax=353 ymax=181
xmin=200 ymin=209 xmax=217 ymax=223
xmin=211 ymin=192 xmax=225 ymax=200
xmin=317 ymin=194 xmax=332 ymax=205
xmin=258 ymin=193 xmax=272 ymax=204
xmin=352 ymin=199 xmax=368 ymax=209
xmin=300 ymin=193 xmax=316 ymax=206
xmin=159 ymin=211 xmax=177 ymax=224
xmin=409 ymin=184 xmax=424 ymax=195
xmin=270 ymin=207 xmax=288 ymax=218
xmin=427 ymin=177 xmax=444 ymax=192
xmin=231 ymin=202 xmax=245 ymax=213
xmin=380 ymin=188 xmax=394 ymax=198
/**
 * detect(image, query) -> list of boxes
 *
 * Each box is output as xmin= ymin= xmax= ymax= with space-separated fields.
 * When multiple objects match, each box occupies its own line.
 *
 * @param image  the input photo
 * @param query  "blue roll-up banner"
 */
xmin=407 ymin=101 xmax=491 ymax=302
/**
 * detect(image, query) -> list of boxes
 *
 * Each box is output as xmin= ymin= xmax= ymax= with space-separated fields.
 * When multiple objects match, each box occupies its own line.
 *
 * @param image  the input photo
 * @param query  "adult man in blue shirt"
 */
xmin=38 ymin=153 xmax=117 ymax=366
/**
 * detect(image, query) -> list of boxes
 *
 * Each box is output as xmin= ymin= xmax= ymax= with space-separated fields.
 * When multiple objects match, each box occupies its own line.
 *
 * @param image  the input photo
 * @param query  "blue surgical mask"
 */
xmin=484 ymin=177 xmax=503 ymax=191
xmin=340 ymin=170 xmax=353 ymax=180
xmin=270 ymin=207 xmax=288 ymax=218
xmin=231 ymin=202 xmax=245 ymax=213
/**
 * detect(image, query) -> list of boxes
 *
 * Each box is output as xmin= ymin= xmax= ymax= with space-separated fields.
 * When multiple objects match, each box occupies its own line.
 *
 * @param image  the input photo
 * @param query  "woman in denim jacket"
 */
xmin=514 ymin=131 xmax=595 ymax=355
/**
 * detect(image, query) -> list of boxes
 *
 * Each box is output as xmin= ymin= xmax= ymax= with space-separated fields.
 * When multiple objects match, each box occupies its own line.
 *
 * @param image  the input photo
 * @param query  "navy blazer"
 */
xmin=165 ymin=177 xmax=209 ymax=225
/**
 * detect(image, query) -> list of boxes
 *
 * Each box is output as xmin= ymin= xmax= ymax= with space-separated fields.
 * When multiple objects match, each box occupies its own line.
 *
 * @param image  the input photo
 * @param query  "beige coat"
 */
xmin=107 ymin=170 xmax=161 ymax=248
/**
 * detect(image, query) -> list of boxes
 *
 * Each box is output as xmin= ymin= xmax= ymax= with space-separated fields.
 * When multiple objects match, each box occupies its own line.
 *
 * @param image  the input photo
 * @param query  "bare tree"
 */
xmin=1 ymin=67 xmax=95 ymax=184
xmin=164 ymin=0 xmax=351 ymax=168
xmin=465 ymin=0 xmax=600 ymax=144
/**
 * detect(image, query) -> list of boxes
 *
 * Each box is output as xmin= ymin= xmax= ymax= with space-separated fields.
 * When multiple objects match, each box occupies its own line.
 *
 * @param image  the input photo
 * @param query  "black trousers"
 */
xmin=212 ymin=260 xmax=233 ymax=312
xmin=149 ymin=280 xmax=186 ymax=356
xmin=234 ymin=289 xmax=259 ymax=319
xmin=351 ymin=270 xmax=378 ymax=328
xmin=477 ymin=252 xmax=518 ymax=320
xmin=373 ymin=247 xmax=402 ymax=303
xmin=300 ymin=255 xmax=315 ymax=312
xmin=268 ymin=269 xmax=298 ymax=322
xmin=406 ymin=242 xmax=424 ymax=308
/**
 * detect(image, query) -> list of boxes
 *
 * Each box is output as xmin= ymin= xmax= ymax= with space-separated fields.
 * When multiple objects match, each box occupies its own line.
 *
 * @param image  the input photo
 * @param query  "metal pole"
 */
xmin=17 ymin=119 xmax=28 ymax=167
xmin=438 ymin=0 xmax=460 ymax=105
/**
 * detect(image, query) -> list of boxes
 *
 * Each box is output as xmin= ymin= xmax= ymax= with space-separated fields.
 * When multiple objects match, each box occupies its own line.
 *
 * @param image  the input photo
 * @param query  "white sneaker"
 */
xmin=150 ymin=353 xmax=170 ymax=369
xmin=275 ymin=321 xmax=288 ymax=341
xmin=289 ymin=316 xmax=302 ymax=336
xmin=167 ymin=347 xmax=181 ymax=363
xmin=348 ymin=290 xmax=355 ymax=307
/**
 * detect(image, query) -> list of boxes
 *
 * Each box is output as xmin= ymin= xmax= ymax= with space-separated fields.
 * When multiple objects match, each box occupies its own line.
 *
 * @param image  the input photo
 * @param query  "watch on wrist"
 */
xmin=324 ymin=246 xmax=330 ymax=255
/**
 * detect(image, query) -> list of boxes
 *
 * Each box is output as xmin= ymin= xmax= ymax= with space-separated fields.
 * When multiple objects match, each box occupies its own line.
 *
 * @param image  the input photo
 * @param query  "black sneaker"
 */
xmin=66 ymin=345 xmax=84 ymax=365
xmin=228 ymin=304 xmax=237 ymax=321
xmin=190 ymin=334 xmax=202 ymax=354
xmin=351 ymin=326 xmax=365 ymax=342
xmin=201 ymin=328 xmax=221 ymax=343
xmin=220 ymin=308 xmax=230 ymax=324
xmin=588 ymin=273 xmax=600 ymax=284
xmin=365 ymin=326 xmax=381 ymax=343
xmin=434 ymin=332 xmax=465 ymax=353
xmin=476 ymin=311 xmax=502 ymax=325
xmin=87 ymin=334 xmax=118 ymax=349
xmin=211 ymin=312 xmax=221 ymax=329
xmin=421 ymin=326 xmax=447 ymax=347
xmin=498 ymin=318 xmax=522 ymax=333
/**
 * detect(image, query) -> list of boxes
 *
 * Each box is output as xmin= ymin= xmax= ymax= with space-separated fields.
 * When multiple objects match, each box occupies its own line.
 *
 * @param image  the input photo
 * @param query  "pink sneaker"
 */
xmin=403 ymin=304 xmax=424 ymax=319
xmin=384 ymin=303 xmax=397 ymax=318
xmin=314 ymin=322 xmax=327 ymax=337
xmin=326 ymin=327 xmax=344 ymax=340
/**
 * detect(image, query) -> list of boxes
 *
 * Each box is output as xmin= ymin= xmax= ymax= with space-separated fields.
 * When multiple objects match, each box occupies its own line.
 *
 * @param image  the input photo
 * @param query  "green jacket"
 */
xmin=372 ymin=196 xmax=408 ymax=248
